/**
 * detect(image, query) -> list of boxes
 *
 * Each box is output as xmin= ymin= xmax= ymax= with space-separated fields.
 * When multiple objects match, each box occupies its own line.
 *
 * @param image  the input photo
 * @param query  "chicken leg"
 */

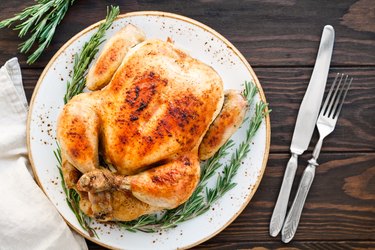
xmin=77 ymin=153 xmax=200 ymax=209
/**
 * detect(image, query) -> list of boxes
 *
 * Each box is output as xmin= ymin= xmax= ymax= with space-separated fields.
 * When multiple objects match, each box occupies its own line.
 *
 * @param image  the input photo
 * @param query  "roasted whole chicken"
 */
xmin=57 ymin=24 xmax=247 ymax=221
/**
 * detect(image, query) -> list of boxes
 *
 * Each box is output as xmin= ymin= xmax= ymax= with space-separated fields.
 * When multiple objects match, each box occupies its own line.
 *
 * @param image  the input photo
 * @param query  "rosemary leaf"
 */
xmin=0 ymin=0 xmax=75 ymax=64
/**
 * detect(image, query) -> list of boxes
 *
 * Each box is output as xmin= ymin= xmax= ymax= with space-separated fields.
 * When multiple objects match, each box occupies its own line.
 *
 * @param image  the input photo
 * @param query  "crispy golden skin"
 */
xmin=57 ymin=37 xmax=224 ymax=221
xmin=86 ymin=24 xmax=145 ymax=91
xmin=57 ymin=93 xmax=99 ymax=174
xmin=199 ymin=90 xmax=247 ymax=160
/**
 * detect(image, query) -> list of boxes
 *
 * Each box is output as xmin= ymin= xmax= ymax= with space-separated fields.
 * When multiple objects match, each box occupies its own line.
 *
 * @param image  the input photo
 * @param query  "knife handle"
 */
xmin=269 ymin=153 xmax=298 ymax=237
xmin=281 ymin=160 xmax=317 ymax=243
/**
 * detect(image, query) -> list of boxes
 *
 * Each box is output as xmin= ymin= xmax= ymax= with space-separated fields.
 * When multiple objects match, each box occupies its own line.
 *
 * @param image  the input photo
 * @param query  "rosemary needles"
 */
xmin=0 ymin=0 xmax=75 ymax=64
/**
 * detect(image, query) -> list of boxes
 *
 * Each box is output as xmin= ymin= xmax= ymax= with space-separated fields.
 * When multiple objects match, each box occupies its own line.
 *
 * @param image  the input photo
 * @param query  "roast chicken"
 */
xmin=57 ymin=24 xmax=247 ymax=221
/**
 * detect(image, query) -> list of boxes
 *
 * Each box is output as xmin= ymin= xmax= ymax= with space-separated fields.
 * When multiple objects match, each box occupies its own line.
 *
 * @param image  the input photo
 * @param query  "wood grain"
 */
xmin=341 ymin=0 xmax=375 ymax=33
xmin=89 ymin=240 xmax=375 ymax=250
xmin=257 ymin=67 xmax=375 ymax=153
xmin=88 ymin=241 xmax=375 ymax=250
xmin=0 ymin=0 xmax=374 ymax=249
xmin=192 ymin=241 xmax=375 ymax=249
xmin=223 ymin=153 xmax=375 ymax=242
xmin=0 ymin=0 xmax=375 ymax=68
xmin=195 ymin=153 xmax=375 ymax=248
xmin=21 ymin=67 xmax=375 ymax=153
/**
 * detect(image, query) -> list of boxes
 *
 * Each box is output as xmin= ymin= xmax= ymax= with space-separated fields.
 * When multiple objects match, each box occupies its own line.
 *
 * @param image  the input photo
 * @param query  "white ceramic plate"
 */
xmin=27 ymin=11 xmax=270 ymax=249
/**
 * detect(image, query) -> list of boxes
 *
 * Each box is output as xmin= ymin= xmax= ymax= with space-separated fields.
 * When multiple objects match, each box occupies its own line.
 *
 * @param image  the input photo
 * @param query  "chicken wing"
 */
xmin=86 ymin=24 xmax=146 ymax=90
xmin=199 ymin=90 xmax=247 ymax=160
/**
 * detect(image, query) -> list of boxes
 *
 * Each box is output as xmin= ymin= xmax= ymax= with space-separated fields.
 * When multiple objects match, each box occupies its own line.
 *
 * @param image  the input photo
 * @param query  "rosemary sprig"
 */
xmin=0 ymin=0 xmax=75 ymax=64
xmin=205 ymin=102 xmax=269 ymax=204
xmin=53 ymin=5 xmax=119 ymax=237
xmin=64 ymin=5 xmax=119 ymax=103
xmin=120 ymin=80 xmax=270 ymax=232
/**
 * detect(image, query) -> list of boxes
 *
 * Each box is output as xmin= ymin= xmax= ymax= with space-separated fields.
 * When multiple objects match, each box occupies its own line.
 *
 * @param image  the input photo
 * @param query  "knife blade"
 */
xmin=269 ymin=25 xmax=335 ymax=237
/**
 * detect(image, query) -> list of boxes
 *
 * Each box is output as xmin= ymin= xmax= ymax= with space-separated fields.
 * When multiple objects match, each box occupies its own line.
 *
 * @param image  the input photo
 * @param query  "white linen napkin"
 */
xmin=0 ymin=58 xmax=88 ymax=250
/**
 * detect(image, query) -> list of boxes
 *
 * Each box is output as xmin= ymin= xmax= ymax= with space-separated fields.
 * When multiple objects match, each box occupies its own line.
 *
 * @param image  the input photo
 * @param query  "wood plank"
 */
xmin=193 ymin=241 xmax=375 ymax=249
xmin=1 ymin=0 xmax=374 ymax=249
xmin=88 ymin=241 xmax=375 ymax=250
xmin=21 ymin=67 xmax=375 ymax=153
xmin=257 ymin=67 xmax=375 ymax=153
xmin=1 ymin=0 xmax=374 ymax=68
xmin=213 ymin=153 xmax=375 ymax=242
xmin=85 ymin=152 xmax=375 ymax=248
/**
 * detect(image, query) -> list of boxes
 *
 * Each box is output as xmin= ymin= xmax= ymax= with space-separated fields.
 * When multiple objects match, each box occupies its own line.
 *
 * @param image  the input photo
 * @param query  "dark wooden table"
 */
xmin=1 ymin=0 xmax=374 ymax=249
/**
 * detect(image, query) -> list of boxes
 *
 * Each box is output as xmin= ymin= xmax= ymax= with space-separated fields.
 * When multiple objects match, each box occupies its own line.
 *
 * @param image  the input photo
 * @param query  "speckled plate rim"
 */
xmin=27 ymin=11 xmax=271 ymax=249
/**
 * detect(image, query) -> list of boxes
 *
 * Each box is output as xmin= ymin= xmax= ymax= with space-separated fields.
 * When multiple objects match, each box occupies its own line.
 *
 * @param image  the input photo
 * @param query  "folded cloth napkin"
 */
xmin=0 ymin=58 xmax=88 ymax=250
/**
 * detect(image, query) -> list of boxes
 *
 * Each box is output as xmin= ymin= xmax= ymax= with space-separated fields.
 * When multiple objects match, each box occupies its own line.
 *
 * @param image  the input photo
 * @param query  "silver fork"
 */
xmin=281 ymin=73 xmax=353 ymax=243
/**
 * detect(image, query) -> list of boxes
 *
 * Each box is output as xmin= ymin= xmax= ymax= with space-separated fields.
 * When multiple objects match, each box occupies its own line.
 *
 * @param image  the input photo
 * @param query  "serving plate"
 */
xmin=27 ymin=11 xmax=270 ymax=249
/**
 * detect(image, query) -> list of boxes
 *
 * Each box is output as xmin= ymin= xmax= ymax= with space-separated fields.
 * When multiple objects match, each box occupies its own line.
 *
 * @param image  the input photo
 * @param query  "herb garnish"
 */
xmin=0 ymin=0 xmax=75 ymax=64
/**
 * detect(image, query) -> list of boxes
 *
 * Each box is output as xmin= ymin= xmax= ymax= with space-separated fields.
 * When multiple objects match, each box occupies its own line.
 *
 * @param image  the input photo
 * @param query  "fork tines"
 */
xmin=321 ymin=73 xmax=353 ymax=119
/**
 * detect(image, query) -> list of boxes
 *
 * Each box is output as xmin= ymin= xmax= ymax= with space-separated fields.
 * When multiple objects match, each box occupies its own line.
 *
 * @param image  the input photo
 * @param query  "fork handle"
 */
xmin=312 ymin=137 xmax=323 ymax=159
xmin=270 ymin=153 xmax=298 ymax=237
xmin=281 ymin=160 xmax=317 ymax=243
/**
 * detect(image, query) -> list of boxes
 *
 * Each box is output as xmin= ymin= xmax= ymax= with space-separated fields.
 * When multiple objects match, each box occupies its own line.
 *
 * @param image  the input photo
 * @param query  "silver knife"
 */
xmin=269 ymin=25 xmax=335 ymax=237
